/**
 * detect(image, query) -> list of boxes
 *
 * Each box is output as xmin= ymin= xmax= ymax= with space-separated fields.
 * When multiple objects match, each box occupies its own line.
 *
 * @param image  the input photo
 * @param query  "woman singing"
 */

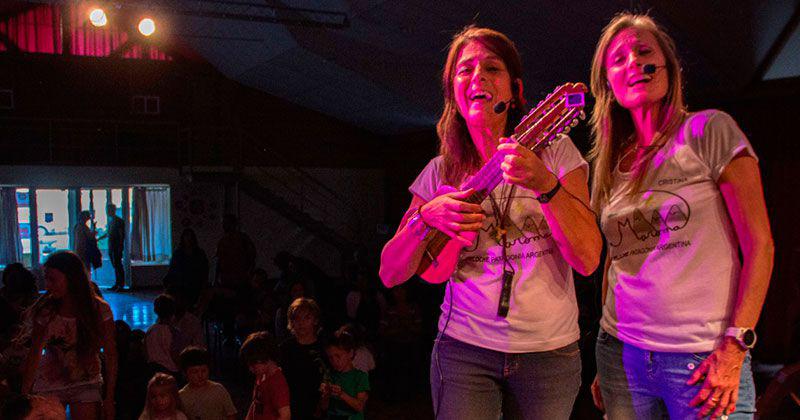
xmin=379 ymin=26 xmax=601 ymax=419
xmin=588 ymin=13 xmax=774 ymax=419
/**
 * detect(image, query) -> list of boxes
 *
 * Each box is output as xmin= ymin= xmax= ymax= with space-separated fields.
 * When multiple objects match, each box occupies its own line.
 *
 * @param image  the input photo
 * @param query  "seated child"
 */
xmin=240 ymin=332 xmax=290 ymax=420
xmin=145 ymin=295 xmax=184 ymax=375
xmin=139 ymin=373 xmax=188 ymax=420
xmin=177 ymin=347 xmax=236 ymax=420
xmin=320 ymin=331 xmax=370 ymax=420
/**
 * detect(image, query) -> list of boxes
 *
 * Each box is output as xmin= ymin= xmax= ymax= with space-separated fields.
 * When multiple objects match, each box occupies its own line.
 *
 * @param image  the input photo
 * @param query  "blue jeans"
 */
xmin=430 ymin=334 xmax=581 ymax=420
xmin=595 ymin=328 xmax=756 ymax=419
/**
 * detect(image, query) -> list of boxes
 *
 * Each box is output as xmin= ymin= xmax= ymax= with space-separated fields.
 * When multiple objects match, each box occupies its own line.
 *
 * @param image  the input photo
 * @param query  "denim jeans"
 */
xmin=430 ymin=334 xmax=581 ymax=420
xmin=595 ymin=328 xmax=756 ymax=419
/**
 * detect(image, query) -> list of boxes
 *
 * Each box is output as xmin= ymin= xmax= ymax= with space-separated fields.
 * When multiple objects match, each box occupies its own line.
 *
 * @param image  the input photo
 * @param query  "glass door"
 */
xmin=35 ymin=189 xmax=71 ymax=265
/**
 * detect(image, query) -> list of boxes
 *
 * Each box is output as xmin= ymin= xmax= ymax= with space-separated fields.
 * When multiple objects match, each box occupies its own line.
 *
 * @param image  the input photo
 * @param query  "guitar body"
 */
xmin=417 ymin=229 xmax=477 ymax=284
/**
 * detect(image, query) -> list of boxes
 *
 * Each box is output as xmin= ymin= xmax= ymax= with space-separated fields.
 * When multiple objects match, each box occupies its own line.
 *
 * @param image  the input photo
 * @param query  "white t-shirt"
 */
xmin=410 ymin=135 xmax=588 ymax=353
xmin=145 ymin=323 xmax=179 ymax=372
xmin=179 ymin=381 xmax=237 ymax=420
xmin=600 ymin=110 xmax=756 ymax=353
xmin=33 ymin=298 xmax=113 ymax=393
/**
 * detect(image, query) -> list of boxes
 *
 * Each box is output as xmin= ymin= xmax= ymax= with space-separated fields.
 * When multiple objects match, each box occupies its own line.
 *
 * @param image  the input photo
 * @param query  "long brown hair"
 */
xmin=41 ymin=251 xmax=104 ymax=363
xmin=588 ymin=13 xmax=686 ymax=211
xmin=437 ymin=25 xmax=525 ymax=186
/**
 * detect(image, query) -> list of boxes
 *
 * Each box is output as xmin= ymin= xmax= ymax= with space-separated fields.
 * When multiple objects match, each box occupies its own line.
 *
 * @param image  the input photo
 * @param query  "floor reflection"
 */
xmin=102 ymin=289 xmax=161 ymax=331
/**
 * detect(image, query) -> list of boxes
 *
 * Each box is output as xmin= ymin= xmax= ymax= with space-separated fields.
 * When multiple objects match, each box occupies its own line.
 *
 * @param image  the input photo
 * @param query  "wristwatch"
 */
xmin=535 ymin=180 xmax=561 ymax=204
xmin=724 ymin=327 xmax=757 ymax=350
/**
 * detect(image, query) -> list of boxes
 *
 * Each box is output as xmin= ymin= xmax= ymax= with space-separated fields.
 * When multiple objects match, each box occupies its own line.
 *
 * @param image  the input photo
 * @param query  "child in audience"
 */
xmin=140 ymin=373 xmax=188 ymax=420
xmin=336 ymin=324 xmax=375 ymax=374
xmin=177 ymin=346 xmax=236 ymax=420
xmin=279 ymin=297 xmax=328 ymax=419
xmin=240 ymin=332 xmax=290 ymax=420
xmin=320 ymin=331 xmax=369 ymax=420
xmin=145 ymin=294 xmax=183 ymax=375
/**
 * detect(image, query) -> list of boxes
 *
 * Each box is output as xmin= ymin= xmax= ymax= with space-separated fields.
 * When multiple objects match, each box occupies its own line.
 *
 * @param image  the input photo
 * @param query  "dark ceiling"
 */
xmin=15 ymin=0 xmax=800 ymax=135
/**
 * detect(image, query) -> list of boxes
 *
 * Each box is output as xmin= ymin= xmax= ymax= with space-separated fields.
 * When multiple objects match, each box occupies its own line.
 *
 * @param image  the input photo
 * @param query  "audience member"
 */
xmin=237 ymin=268 xmax=277 ymax=339
xmin=73 ymin=210 xmax=100 ymax=271
xmin=177 ymin=346 xmax=236 ymax=420
xmin=379 ymin=284 xmax=423 ymax=401
xmin=320 ymin=331 xmax=370 ymax=420
xmin=165 ymin=229 xmax=208 ymax=307
xmin=240 ymin=332 xmax=290 ymax=420
xmin=279 ymin=298 xmax=328 ymax=420
xmin=21 ymin=251 xmax=117 ymax=420
xmin=0 ymin=263 xmax=39 ymax=313
xmin=337 ymin=324 xmax=375 ymax=374
xmin=146 ymin=294 xmax=184 ymax=375
xmin=173 ymin=294 xmax=205 ymax=348
xmin=274 ymin=281 xmax=308 ymax=341
xmin=102 ymin=204 xmax=126 ymax=291
xmin=0 ymin=393 xmax=66 ymax=420
xmin=345 ymin=269 xmax=385 ymax=342
xmin=139 ymin=373 xmax=188 ymax=420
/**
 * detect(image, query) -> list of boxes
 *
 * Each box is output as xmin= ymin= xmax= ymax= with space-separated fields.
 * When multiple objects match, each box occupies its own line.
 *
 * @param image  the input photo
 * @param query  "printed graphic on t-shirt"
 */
xmin=458 ymin=193 xmax=554 ymax=269
xmin=606 ymin=190 xmax=693 ymax=261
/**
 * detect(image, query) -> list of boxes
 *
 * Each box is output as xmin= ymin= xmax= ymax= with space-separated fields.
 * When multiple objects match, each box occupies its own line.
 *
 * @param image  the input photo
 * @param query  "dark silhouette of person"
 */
xmin=73 ymin=210 xmax=98 ymax=270
xmin=103 ymin=204 xmax=126 ymax=291
xmin=164 ymin=228 xmax=208 ymax=307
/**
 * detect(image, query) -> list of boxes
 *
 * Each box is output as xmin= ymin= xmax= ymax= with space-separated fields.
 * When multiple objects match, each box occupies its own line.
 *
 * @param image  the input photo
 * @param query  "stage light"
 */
xmin=138 ymin=18 xmax=156 ymax=36
xmin=89 ymin=8 xmax=107 ymax=27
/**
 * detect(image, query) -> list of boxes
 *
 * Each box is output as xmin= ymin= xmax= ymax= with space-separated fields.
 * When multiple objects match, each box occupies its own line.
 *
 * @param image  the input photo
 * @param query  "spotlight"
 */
xmin=89 ymin=8 xmax=107 ymax=27
xmin=138 ymin=18 xmax=156 ymax=36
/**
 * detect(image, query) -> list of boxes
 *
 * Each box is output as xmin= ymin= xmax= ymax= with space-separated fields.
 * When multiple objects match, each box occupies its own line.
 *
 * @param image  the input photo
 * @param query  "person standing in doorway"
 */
xmin=104 ymin=204 xmax=126 ymax=292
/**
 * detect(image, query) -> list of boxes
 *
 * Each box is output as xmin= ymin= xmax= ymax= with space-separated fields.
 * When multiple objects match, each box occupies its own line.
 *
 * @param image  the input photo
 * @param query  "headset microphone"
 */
xmin=493 ymin=99 xmax=512 ymax=114
xmin=643 ymin=64 xmax=665 ymax=75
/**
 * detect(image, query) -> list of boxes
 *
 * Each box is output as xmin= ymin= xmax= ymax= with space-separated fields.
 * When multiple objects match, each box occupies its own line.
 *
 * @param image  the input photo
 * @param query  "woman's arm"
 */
xmin=498 ymin=138 xmax=602 ymax=275
xmin=100 ymin=316 xmax=118 ymax=420
xmin=718 ymin=155 xmax=774 ymax=332
xmin=379 ymin=190 xmax=484 ymax=287
xmin=21 ymin=322 xmax=47 ymax=393
xmin=688 ymin=155 xmax=774 ymax=418
xmin=538 ymin=167 xmax=603 ymax=276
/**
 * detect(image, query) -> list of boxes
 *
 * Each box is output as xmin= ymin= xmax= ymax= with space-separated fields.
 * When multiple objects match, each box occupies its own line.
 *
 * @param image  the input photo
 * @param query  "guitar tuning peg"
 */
xmin=579 ymin=111 xmax=586 ymax=120
xmin=563 ymin=126 xmax=571 ymax=134
xmin=570 ymin=119 xmax=579 ymax=127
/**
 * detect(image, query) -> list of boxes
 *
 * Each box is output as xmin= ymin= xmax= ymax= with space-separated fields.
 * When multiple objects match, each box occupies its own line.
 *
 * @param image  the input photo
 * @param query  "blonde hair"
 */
xmin=143 ymin=373 xmax=181 ymax=417
xmin=437 ymin=25 xmax=525 ymax=186
xmin=588 ymin=13 xmax=686 ymax=211
xmin=287 ymin=297 xmax=320 ymax=335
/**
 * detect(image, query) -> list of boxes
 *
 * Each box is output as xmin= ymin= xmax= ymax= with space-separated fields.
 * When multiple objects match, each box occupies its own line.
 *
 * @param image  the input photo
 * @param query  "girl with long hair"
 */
xmin=588 ymin=13 xmax=773 ymax=419
xmin=379 ymin=25 xmax=601 ymax=419
xmin=139 ymin=373 xmax=187 ymax=420
xmin=21 ymin=250 xmax=118 ymax=420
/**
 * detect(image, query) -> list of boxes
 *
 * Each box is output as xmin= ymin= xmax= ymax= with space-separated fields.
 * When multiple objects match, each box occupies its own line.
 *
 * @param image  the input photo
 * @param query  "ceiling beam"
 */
xmin=749 ymin=3 xmax=800 ymax=87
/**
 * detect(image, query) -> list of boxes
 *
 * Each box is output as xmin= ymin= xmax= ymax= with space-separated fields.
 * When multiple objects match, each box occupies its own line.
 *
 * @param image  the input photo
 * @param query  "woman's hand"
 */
xmin=419 ymin=186 xmax=485 ymax=247
xmin=591 ymin=374 xmax=605 ymax=411
xmin=497 ymin=137 xmax=557 ymax=194
xmin=688 ymin=338 xmax=747 ymax=418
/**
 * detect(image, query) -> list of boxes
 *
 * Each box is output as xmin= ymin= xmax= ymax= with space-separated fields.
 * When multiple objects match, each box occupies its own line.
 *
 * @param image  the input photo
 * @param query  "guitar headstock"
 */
xmin=513 ymin=82 xmax=588 ymax=152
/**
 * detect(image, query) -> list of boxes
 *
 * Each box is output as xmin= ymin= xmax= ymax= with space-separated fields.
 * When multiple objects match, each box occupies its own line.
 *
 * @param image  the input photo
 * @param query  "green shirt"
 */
xmin=328 ymin=369 xmax=370 ymax=420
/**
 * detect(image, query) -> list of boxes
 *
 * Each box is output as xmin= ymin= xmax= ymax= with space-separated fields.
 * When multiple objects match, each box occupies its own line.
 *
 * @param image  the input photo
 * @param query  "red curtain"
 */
xmin=0 ymin=4 xmax=170 ymax=60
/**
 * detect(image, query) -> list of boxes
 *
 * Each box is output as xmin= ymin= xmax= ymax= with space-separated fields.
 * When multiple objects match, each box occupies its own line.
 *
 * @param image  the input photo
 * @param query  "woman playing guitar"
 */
xmin=379 ymin=26 xmax=601 ymax=420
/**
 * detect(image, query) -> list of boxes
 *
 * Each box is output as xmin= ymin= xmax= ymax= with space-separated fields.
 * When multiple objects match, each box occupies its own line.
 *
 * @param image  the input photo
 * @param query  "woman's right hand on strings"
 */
xmin=419 ymin=186 xmax=485 ymax=246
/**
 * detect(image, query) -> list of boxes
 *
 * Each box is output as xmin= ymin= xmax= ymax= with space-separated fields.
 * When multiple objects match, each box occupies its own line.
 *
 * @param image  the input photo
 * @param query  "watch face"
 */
xmin=742 ymin=329 xmax=756 ymax=347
